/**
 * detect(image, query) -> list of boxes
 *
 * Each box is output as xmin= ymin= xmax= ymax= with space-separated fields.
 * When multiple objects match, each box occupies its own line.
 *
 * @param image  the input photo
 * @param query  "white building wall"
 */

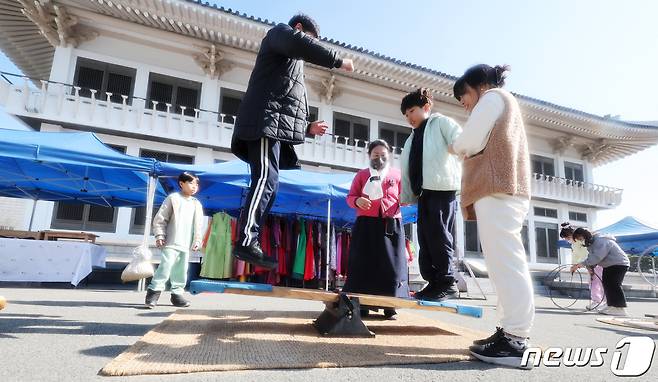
xmin=8 ymin=31 xmax=610 ymax=269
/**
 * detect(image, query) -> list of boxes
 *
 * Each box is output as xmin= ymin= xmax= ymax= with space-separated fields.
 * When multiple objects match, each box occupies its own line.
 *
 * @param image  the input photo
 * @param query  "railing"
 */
xmin=531 ymin=173 xmax=623 ymax=208
xmin=0 ymin=72 xmax=400 ymax=170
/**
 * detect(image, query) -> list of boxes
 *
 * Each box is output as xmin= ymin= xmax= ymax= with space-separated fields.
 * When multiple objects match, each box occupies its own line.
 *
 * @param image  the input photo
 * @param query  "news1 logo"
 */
xmin=521 ymin=336 xmax=656 ymax=376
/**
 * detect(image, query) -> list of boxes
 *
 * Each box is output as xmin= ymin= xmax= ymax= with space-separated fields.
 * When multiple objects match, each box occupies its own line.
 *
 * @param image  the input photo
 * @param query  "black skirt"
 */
xmin=342 ymin=216 xmax=410 ymax=298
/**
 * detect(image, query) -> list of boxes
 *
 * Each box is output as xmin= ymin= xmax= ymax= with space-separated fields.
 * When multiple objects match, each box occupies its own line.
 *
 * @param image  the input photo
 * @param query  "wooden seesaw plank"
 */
xmin=190 ymin=279 xmax=483 ymax=318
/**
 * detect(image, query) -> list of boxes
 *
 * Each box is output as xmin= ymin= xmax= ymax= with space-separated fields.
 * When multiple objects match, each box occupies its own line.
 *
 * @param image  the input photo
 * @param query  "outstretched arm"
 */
xmin=268 ymin=25 xmax=354 ymax=71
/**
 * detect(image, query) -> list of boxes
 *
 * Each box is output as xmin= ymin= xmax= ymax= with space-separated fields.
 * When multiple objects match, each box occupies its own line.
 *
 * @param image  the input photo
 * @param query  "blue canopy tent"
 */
xmin=0 ymin=128 xmax=165 ymax=229
xmin=558 ymin=216 xmax=658 ymax=255
xmin=155 ymin=160 xmax=418 ymax=226
xmin=596 ymin=216 xmax=658 ymax=255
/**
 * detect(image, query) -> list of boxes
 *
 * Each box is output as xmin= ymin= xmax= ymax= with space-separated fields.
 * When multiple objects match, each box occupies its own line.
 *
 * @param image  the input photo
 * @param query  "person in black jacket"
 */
xmin=232 ymin=14 xmax=354 ymax=268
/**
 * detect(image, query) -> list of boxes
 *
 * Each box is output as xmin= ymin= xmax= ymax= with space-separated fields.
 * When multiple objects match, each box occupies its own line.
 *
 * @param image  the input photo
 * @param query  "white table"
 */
xmin=0 ymin=238 xmax=106 ymax=286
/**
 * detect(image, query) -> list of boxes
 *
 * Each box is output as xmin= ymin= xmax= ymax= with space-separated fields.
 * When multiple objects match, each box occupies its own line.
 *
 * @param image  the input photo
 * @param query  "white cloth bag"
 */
xmin=121 ymin=176 xmax=157 ymax=282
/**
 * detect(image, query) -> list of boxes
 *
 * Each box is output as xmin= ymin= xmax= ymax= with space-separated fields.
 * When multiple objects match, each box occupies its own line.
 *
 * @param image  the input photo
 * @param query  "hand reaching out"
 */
xmin=308 ymin=120 xmax=329 ymax=136
xmin=341 ymin=58 xmax=354 ymax=72
xmin=355 ymin=197 xmax=372 ymax=210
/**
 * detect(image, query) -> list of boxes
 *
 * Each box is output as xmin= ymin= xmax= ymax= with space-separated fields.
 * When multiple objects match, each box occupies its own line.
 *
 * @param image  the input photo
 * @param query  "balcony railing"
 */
xmin=531 ymin=173 xmax=622 ymax=208
xmin=0 ymin=72 xmax=399 ymax=170
xmin=0 ymin=73 xmax=625 ymax=208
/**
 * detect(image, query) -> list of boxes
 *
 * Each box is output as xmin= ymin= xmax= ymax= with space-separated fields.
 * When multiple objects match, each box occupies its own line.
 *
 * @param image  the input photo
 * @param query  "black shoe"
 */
xmin=416 ymin=283 xmax=459 ymax=302
xmin=441 ymin=284 xmax=460 ymax=299
xmin=472 ymin=327 xmax=505 ymax=351
xmin=414 ymin=282 xmax=439 ymax=300
xmin=383 ymin=308 xmax=397 ymax=320
xmin=360 ymin=308 xmax=370 ymax=318
xmin=233 ymin=241 xmax=278 ymax=269
xmin=469 ymin=335 xmax=531 ymax=369
xmin=170 ymin=293 xmax=190 ymax=308
xmin=144 ymin=289 xmax=161 ymax=309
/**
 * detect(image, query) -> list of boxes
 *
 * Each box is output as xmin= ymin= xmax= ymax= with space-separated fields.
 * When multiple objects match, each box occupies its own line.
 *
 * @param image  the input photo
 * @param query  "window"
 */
xmin=147 ymin=73 xmax=201 ymax=117
xmin=464 ymin=221 xmax=480 ymax=254
xmin=139 ymin=149 xmax=194 ymax=165
xmin=534 ymin=207 xmax=558 ymax=218
xmin=130 ymin=149 xmax=195 ymax=234
xmin=379 ymin=122 xmax=411 ymax=154
xmin=106 ymin=144 xmax=127 ymax=154
xmin=219 ymin=88 xmax=245 ymax=124
xmin=52 ymin=137 xmax=125 ymax=233
xmin=51 ymin=202 xmax=118 ymax=232
xmin=564 ymin=161 xmax=584 ymax=183
xmin=531 ymin=155 xmax=555 ymax=177
xmin=73 ymin=57 xmax=136 ymax=104
xmin=569 ymin=211 xmax=588 ymax=222
xmin=535 ymin=222 xmax=559 ymax=263
xmin=305 ymin=106 xmax=320 ymax=138
xmin=333 ymin=112 xmax=370 ymax=147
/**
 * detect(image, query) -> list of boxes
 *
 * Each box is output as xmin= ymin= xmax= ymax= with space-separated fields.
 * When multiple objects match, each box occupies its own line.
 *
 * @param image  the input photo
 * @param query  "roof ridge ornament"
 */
xmin=311 ymin=74 xmax=340 ymax=104
xmin=193 ymin=44 xmax=233 ymax=79
xmin=551 ymin=135 xmax=574 ymax=154
xmin=580 ymin=139 xmax=610 ymax=162
xmin=18 ymin=0 xmax=97 ymax=48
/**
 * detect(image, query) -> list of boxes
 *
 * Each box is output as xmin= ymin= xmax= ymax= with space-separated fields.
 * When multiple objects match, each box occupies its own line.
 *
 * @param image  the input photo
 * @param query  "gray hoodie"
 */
xmin=582 ymin=235 xmax=630 ymax=268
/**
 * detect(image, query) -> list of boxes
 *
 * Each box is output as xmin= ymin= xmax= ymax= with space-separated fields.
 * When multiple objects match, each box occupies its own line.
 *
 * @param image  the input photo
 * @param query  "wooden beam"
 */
xmin=190 ymin=280 xmax=483 ymax=318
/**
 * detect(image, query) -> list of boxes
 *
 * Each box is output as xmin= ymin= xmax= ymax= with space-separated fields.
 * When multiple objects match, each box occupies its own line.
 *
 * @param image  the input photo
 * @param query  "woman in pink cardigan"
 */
xmin=343 ymin=139 xmax=410 ymax=320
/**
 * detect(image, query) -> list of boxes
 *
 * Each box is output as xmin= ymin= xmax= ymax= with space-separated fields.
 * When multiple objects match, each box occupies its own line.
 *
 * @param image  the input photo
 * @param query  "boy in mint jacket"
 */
xmin=400 ymin=88 xmax=462 ymax=301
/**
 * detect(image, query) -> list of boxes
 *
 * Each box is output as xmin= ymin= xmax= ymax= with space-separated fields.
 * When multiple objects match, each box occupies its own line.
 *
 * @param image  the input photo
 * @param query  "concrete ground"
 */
xmin=0 ymin=281 xmax=656 ymax=382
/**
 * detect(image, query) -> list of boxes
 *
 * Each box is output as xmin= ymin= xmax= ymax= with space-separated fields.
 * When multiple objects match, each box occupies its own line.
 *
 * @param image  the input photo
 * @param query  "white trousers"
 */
xmin=474 ymin=194 xmax=534 ymax=338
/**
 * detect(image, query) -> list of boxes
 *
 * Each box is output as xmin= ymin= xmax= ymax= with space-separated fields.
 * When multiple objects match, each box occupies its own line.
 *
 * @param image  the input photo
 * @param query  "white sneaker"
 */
xmin=586 ymin=301 xmax=606 ymax=311
xmin=599 ymin=306 xmax=628 ymax=317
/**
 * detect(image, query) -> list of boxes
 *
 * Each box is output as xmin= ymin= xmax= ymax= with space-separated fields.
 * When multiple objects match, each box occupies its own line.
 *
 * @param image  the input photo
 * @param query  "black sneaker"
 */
xmin=383 ymin=308 xmax=397 ymax=320
xmin=414 ymin=282 xmax=439 ymax=300
xmin=170 ymin=293 xmax=190 ymax=308
xmin=469 ymin=335 xmax=531 ymax=369
xmin=472 ymin=327 xmax=505 ymax=351
xmin=417 ymin=283 xmax=459 ymax=302
xmin=233 ymin=241 xmax=278 ymax=269
xmin=144 ymin=289 xmax=161 ymax=309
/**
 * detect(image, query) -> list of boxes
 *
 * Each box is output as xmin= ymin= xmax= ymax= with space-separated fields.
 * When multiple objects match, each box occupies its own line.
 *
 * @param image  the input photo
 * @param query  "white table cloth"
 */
xmin=0 ymin=238 xmax=107 ymax=286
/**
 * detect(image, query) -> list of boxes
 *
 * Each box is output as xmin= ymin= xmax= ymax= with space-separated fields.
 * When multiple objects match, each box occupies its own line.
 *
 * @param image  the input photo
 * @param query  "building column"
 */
xmin=133 ymin=67 xmax=150 ymax=110
xmin=117 ymin=143 xmax=144 ymax=236
xmin=195 ymin=147 xmax=214 ymax=164
xmin=49 ymin=46 xmax=74 ymax=83
xmin=584 ymin=162 xmax=594 ymax=184
xmin=319 ymin=105 xmax=334 ymax=134
xmin=555 ymin=154 xmax=565 ymax=178
xmin=200 ymin=78 xmax=220 ymax=120
xmin=369 ymin=118 xmax=379 ymax=144
xmin=528 ymin=215 xmax=538 ymax=264
xmin=115 ymin=207 xmax=132 ymax=236
xmin=557 ymin=203 xmax=571 ymax=264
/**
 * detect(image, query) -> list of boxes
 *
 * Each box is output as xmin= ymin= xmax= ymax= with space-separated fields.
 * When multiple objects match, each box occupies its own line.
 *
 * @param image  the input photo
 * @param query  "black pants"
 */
xmin=237 ymin=137 xmax=280 ymax=246
xmin=602 ymin=265 xmax=628 ymax=308
xmin=417 ymin=190 xmax=457 ymax=287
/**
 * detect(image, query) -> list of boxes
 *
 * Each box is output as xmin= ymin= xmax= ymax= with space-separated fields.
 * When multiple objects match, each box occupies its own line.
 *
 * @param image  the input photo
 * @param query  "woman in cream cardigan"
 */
xmin=451 ymin=64 xmax=534 ymax=369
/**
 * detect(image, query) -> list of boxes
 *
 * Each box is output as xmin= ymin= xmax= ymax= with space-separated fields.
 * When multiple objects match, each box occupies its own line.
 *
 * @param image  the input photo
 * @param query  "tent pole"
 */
xmin=28 ymin=199 xmax=37 ymax=231
xmin=138 ymin=175 xmax=157 ymax=292
xmin=325 ymin=198 xmax=331 ymax=291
